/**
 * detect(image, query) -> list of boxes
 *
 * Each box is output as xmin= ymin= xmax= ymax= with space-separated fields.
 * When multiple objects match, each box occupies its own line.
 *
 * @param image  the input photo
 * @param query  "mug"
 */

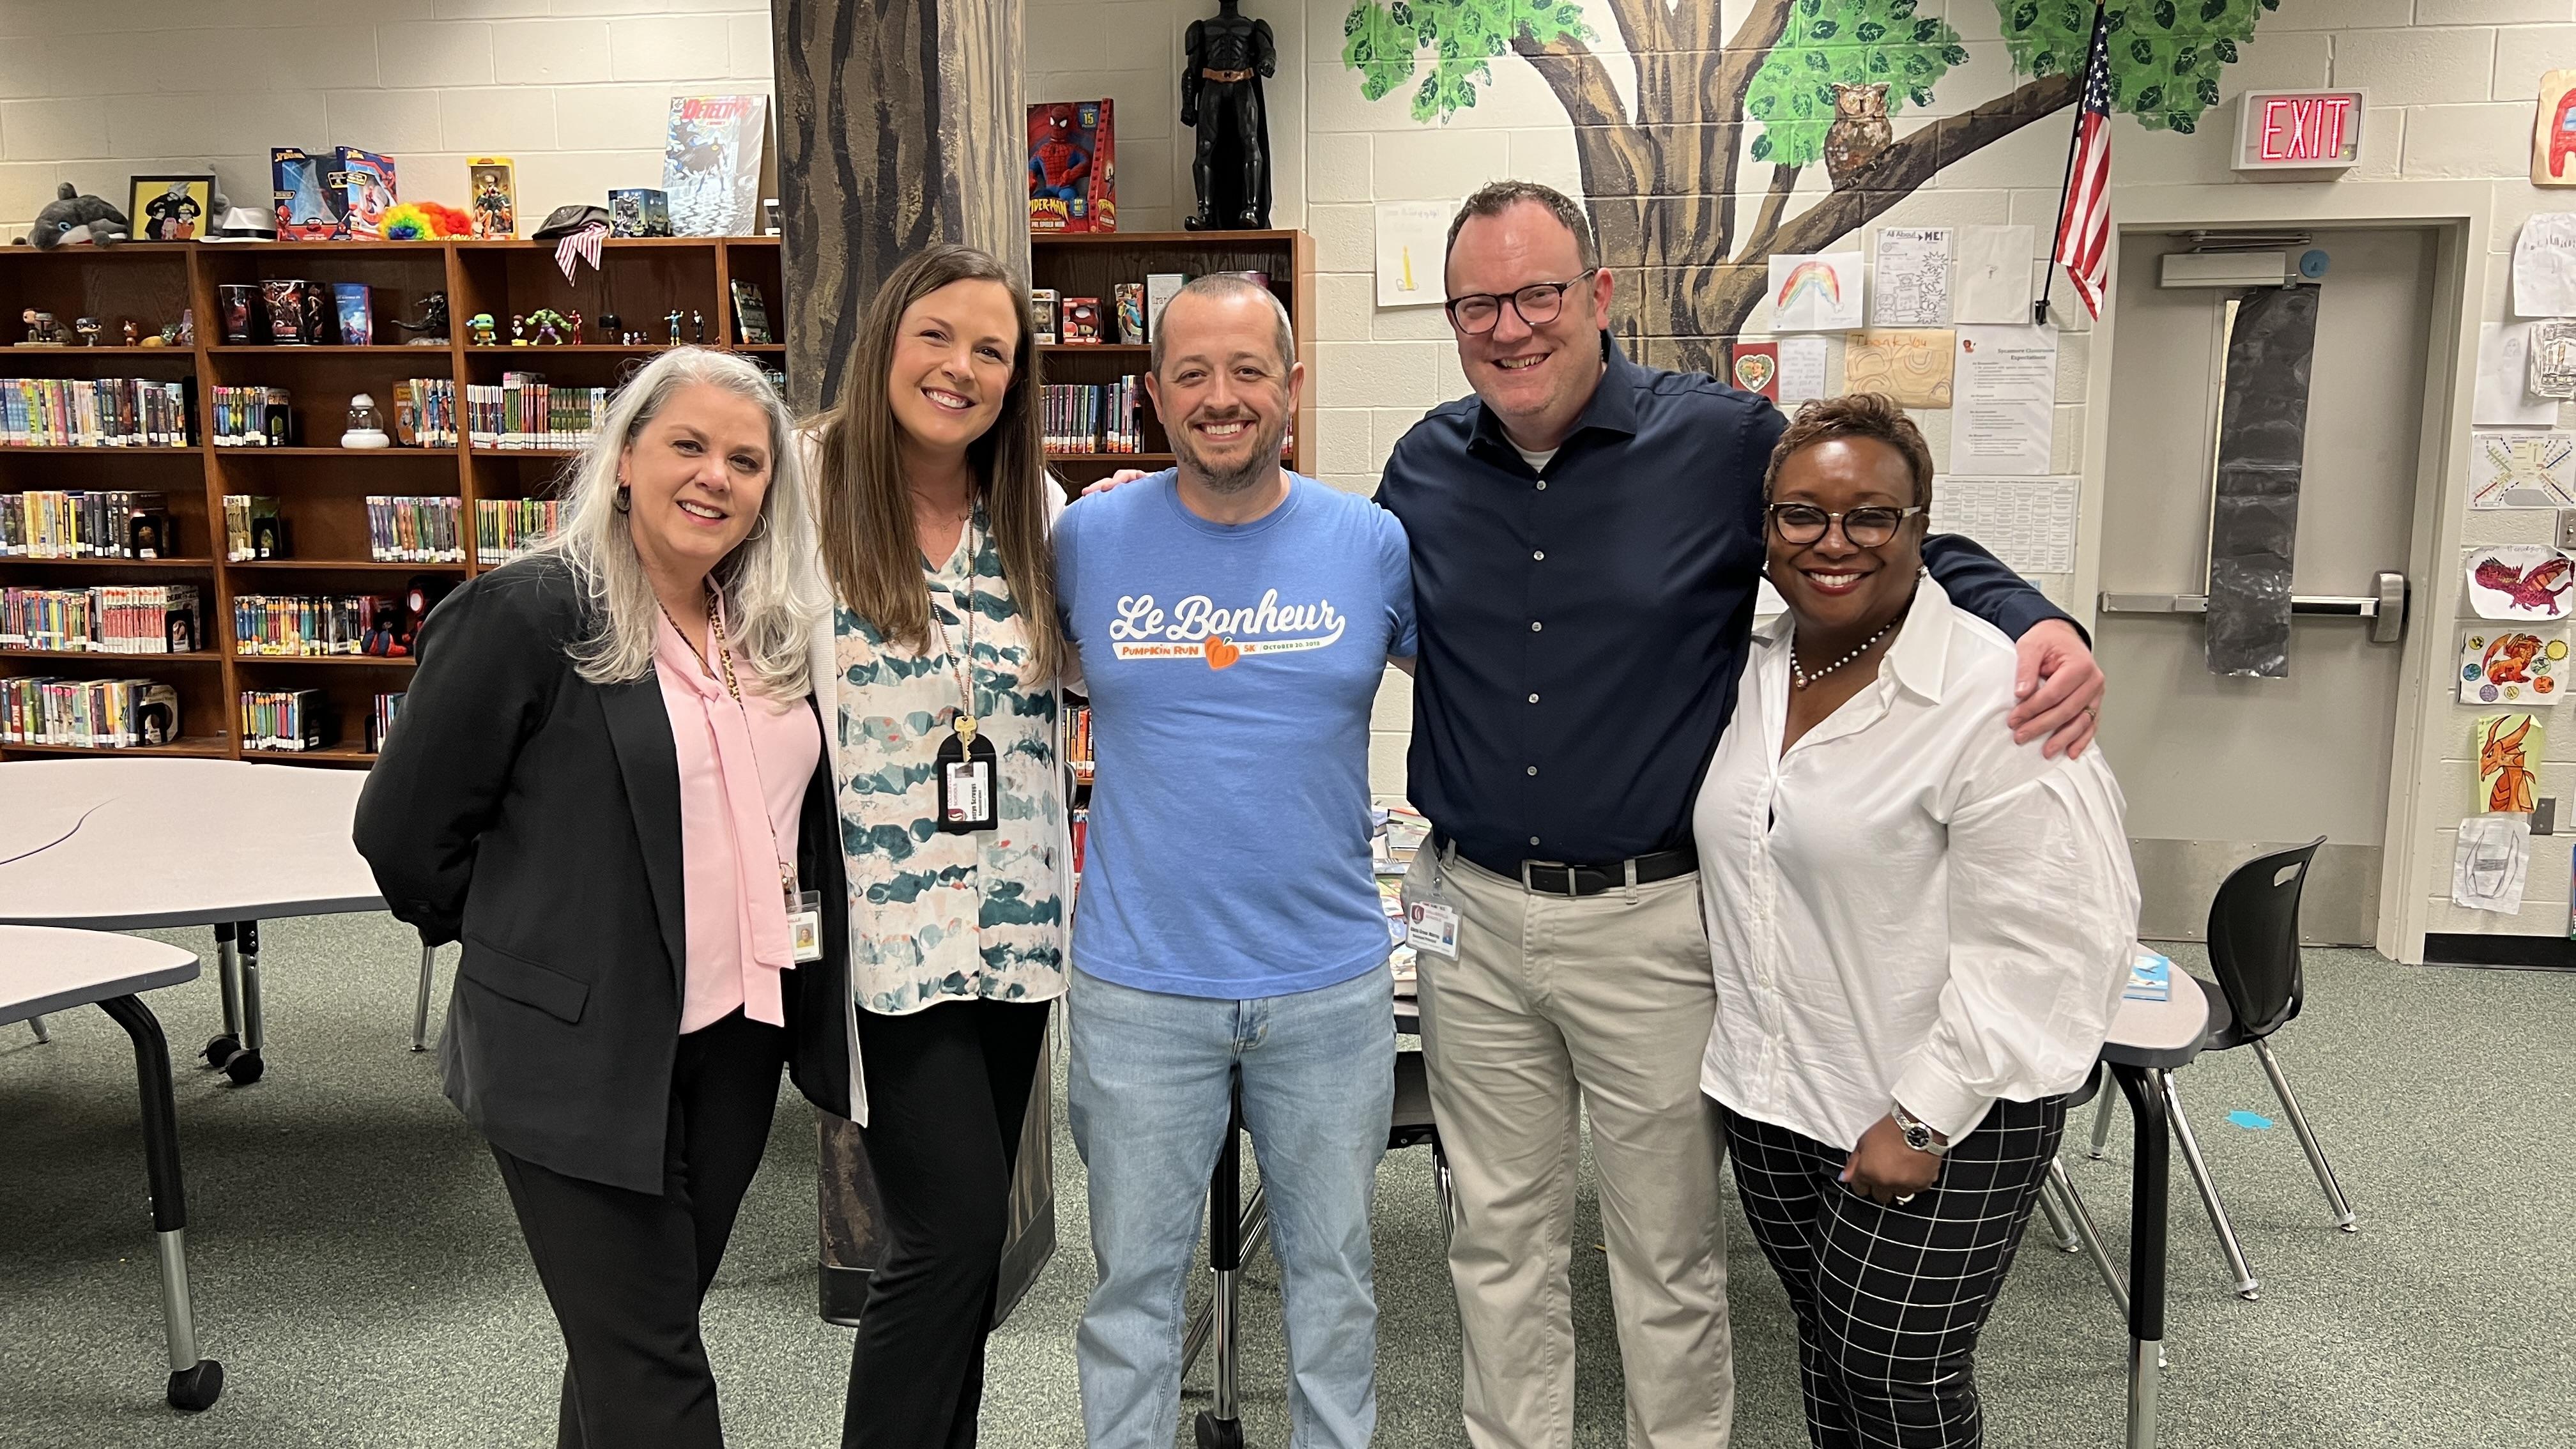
xmin=263 ymin=279 xmax=312 ymax=346
xmin=218 ymin=284 xmax=261 ymax=344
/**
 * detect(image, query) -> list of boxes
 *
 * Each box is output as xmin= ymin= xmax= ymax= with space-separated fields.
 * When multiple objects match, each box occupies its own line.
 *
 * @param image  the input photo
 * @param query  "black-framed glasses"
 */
xmin=1444 ymin=270 xmax=1600 ymax=335
xmin=1767 ymin=503 xmax=1926 ymax=548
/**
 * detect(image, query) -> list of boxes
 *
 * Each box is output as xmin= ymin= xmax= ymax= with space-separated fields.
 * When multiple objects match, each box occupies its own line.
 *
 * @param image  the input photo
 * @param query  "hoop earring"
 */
xmin=613 ymin=486 xmax=631 ymax=514
xmin=746 ymin=510 xmax=769 ymax=542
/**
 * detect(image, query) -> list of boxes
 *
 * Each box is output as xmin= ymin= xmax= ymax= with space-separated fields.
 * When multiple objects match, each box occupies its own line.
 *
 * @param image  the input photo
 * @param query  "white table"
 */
xmin=0 ymin=758 xmax=415 ymax=1083
xmin=1 ymin=924 xmax=223 ymax=1411
xmin=2100 ymin=970 xmax=2213 ymax=1449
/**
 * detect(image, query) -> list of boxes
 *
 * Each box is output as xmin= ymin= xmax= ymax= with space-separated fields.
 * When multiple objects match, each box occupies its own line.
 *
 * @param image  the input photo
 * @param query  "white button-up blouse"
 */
xmin=1693 ymin=574 xmax=2142 ymax=1150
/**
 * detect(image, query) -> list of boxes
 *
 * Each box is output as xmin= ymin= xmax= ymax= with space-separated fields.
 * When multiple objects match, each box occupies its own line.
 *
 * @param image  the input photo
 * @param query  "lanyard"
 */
xmin=926 ymin=514 xmax=983 ymax=742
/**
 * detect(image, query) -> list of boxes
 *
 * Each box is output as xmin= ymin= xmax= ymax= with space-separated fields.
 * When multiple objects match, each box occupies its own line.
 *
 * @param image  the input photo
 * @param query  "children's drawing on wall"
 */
xmin=2459 ymin=625 xmax=2570 ymax=706
xmin=1844 ymin=328 xmax=1954 ymax=408
xmin=2476 ymin=713 xmax=2545 ymax=816
xmin=2467 ymin=544 xmax=2576 ymax=622
xmin=1768 ymin=252 xmax=1864 ymax=332
xmin=1338 ymin=0 xmax=2285 ymax=369
xmin=2471 ymin=431 xmax=2576 ymax=510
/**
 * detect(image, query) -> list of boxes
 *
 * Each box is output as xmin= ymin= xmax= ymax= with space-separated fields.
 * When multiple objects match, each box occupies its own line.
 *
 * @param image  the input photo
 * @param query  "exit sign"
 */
xmin=2235 ymin=89 xmax=2366 ymax=171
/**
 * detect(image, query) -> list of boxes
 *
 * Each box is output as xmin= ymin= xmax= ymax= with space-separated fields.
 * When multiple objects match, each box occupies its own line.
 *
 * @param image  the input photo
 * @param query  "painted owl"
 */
xmin=1824 ymin=82 xmax=1894 ymax=189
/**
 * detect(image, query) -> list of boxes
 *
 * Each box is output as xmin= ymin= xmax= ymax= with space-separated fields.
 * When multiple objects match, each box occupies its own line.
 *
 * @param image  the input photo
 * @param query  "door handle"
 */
xmin=2097 ymin=570 xmax=2409 ymax=642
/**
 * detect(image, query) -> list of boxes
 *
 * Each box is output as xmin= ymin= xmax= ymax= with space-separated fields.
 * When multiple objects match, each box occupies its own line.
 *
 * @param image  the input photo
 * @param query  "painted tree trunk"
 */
xmin=770 ymin=0 xmax=1056 ymax=1327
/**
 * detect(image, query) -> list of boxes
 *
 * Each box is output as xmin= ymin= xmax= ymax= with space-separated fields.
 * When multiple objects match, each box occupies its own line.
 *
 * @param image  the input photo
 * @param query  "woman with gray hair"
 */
xmin=356 ymin=346 xmax=855 ymax=1449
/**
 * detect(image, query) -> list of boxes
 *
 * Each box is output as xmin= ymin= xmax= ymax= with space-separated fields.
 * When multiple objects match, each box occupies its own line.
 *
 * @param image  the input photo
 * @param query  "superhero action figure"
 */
xmin=1030 ymin=105 xmax=1092 ymax=208
xmin=1182 ymin=0 xmax=1274 ymax=230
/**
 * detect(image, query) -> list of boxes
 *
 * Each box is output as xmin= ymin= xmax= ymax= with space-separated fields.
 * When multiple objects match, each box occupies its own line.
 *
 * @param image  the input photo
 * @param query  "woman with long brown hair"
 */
xmin=799 ymin=242 xmax=1070 ymax=1449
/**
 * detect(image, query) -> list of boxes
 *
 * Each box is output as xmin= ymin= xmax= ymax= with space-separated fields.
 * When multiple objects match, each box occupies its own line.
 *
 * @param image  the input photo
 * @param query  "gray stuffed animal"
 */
xmin=22 ymin=183 xmax=130 ymax=249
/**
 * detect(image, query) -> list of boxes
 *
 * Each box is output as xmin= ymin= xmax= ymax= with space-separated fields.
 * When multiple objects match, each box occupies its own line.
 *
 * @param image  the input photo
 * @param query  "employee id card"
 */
xmin=935 ymin=728 xmax=999 ymax=833
xmin=1405 ymin=899 xmax=1460 ymax=959
xmin=788 ymin=889 xmax=824 ymax=963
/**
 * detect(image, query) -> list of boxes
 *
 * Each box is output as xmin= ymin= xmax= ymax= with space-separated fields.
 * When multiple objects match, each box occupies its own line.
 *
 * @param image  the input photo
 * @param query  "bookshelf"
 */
xmin=1 ymin=236 xmax=783 ymax=766
xmin=1027 ymin=229 xmax=1314 ymax=494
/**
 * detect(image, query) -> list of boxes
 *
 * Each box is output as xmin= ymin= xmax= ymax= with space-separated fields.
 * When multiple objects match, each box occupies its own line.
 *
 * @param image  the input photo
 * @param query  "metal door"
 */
xmin=2096 ymin=229 xmax=2435 ymax=944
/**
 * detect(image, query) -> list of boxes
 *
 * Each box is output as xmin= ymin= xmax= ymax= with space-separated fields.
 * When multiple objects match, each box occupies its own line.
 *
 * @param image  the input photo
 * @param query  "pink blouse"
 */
xmin=654 ymin=606 xmax=822 ymax=1035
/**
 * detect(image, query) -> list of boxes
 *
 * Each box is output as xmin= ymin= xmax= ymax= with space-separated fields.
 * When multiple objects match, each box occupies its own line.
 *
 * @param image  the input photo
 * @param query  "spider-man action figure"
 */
xmin=1030 ymin=104 xmax=1092 ymax=207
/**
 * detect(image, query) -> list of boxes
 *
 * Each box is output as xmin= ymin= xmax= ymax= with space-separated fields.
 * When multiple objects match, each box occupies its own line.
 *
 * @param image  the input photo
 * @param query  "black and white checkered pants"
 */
xmin=1721 ymin=1096 xmax=2065 ymax=1449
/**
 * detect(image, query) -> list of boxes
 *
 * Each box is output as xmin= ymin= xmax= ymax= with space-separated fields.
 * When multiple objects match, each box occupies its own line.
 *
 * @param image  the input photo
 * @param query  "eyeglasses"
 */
xmin=1767 ymin=503 xmax=1926 ymax=548
xmin=1444 ymin=270 xmax=1601 ymax=335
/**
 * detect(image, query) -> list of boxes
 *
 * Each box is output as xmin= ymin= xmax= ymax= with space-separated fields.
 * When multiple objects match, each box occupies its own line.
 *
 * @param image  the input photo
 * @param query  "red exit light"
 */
xmin=2237 ymin=89 xmax=2365 ymax=171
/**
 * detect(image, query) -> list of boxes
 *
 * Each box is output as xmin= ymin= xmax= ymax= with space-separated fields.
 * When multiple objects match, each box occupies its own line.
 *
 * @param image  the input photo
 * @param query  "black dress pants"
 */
xmin=489 ymin=1009 xmax=788 ymax=1449
xmin=1721 ymin=1096 xmax=2065 ymax=1449
xmin=841 ymin=997 xmax=1053 ymax=1449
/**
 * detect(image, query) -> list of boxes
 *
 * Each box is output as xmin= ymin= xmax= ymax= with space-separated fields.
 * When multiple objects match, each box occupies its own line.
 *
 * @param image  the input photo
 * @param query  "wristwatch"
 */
xmin=1890 ymin=1102 xmax=1949 ymax=1158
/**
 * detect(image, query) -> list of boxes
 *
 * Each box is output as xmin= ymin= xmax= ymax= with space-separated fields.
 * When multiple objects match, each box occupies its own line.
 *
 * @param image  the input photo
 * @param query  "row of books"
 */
xmin=470 ymin=377 xmax=610 ymax=450
xmin=367 ymin=691 xmax=406 ymax=753
xmin=240 ymin=689 xmax=332 ymax=751
xmin=0 ymin=491 xmax=174 ymax=559
xmin=233 ymin=593 xmax=406 ymax=657
xmin=1 ymin=677 xmax=180 ymax=748
xmin=368 ymin=496 xmax=466 ymax=564
xmin=478 ymin=498 xmax=562 ymax=564
xmin=210 ymin=386 xmax=295 ymax=447
xmin=1 ymin=378 xmax=194 ymax=448
xmin=1 ymin=585 xmax=201 ymax=654
xmin=224 ymin=496 xmax=286 ymax=561
xmin=1041 ymin=379 xmax=1147 ymax=457
xmin=393 ymin=379 xmax=458 ymax=447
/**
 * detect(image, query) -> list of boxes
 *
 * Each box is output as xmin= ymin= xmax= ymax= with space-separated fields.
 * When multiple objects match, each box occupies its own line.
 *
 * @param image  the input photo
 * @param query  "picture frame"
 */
xmin=129 ymin=174 xmax=215 ymax=242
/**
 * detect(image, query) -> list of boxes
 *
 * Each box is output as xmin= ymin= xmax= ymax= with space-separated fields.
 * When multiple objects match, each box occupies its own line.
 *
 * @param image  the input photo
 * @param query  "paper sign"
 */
xmin=1947 ymin=325 xmax=2058 ymax=476
xmin=2515 ymin=215 xmax=2576 ymax=316
xmin=1929 ymin=477 xmax=2080 ymax=574
xmin=1769 ymin=251 xmax=1865 ymax=332
xmin=1845 ymin=328 xmax=1955 ymax=408
xmin=2455 ymin=813 xmax=2531 ymax=912
xmin=2536 ymin=70 xmax=2576 ymax=187
xmin=1871 ymin=227 xmax=1951 ymax=326
xmin=2469 ymin=544 xmax=2576 ymax=621
xmin=2460 ymin=624 xmax=2570 ymax=705
xmin=2533 ymin=320 xmax=2576 ymax=399
xmin=1374 ymin=201 xmax=1452 ymax=309
xmin=1953 ymin=225 xmax=2037 ymax=325
xmin=2477 ymin=713 xmax=2546 ymax=815
xmin=2477 ymin=322 xmax=2557 ymax=427
xmin=2472 ymin=431 xmax=2576 ymax=509
xmin=1729 ymin=340 xmax=1781 ymax=401
xmin=1778 ymin=334 xmax=1830 ymax=406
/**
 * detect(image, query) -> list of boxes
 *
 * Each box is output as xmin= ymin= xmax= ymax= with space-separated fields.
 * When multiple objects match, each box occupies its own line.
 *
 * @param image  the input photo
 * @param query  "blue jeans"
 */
xmin=1068 ymin=962 xmax=1397 ymax=1449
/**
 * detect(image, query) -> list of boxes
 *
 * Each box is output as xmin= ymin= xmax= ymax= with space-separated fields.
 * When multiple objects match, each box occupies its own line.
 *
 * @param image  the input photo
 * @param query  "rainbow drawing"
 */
xmin=1775 ymin=259 xmax=1843 ymax=311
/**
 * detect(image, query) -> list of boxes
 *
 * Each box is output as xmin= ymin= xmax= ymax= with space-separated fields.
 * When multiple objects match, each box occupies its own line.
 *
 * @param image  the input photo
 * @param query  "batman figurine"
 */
xmin=1182 ymin=0 xmax=1274 ymax=231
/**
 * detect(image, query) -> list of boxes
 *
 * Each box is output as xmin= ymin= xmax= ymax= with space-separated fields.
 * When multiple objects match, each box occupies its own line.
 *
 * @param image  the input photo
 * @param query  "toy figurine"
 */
xmin=600 ymin=312 xmax=622 ymax=342
xmin=664 ymin=308 xmax=683 ymax=345
xmin=20 ymin=309 xmax=61 ymax=344
xmin=1183 ymin=0 xmax=1275 ymax=229
xmin=386 ymin=291 xmax=450 ymax=344
xmin=567 ymin=310 xmax=583 ymax=343
xmin=121 ymin=320 xmax=139 ymax=346
xmin=692 ymin=310 xmax=705 ymax=344
xmin=510 ymin=313 xmax=527 ymax=345
xmin=178 ymin=309 xmax=195 ymax=346
xmin=75 ymin=316 xmax=103 ymax=347
xmin=529 ymin=308 xmax=569 ymax=346
xmin=466 ymin=312 xmax=498 ymax=346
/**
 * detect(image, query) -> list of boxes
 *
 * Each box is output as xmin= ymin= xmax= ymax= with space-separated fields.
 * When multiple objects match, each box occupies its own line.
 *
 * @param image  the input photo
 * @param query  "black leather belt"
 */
xmin=1436 ymin=832 xmax=1698 ymax=898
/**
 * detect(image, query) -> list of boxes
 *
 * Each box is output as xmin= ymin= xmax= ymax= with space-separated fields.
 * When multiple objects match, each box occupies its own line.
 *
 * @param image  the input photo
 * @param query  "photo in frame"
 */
xmin=129 ymin=174 xmax=214 ymax=241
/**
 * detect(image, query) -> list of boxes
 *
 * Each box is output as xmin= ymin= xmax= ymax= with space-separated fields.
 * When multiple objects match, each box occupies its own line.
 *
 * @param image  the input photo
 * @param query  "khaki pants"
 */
xmin=1406 ymin=846 xmax=1731 ymax=1449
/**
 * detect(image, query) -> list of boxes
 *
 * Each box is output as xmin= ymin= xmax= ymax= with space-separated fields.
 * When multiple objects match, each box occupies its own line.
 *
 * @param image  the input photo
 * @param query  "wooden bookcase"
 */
xmin=1027 ymin=229 xmax=1314 ymax=493
xmin=0 ymin=236 xmax=783 ymax=767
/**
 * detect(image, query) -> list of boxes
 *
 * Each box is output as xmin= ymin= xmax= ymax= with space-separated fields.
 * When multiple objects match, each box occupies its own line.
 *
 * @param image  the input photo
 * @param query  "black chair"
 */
xmin=2083 ymin=836 xmax=2354 ymax=1301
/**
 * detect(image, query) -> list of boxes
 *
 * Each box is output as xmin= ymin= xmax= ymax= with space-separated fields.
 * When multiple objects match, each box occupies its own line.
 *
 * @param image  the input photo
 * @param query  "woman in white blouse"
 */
xmin=1693 ymin=394 xmax=2140 ymax=1448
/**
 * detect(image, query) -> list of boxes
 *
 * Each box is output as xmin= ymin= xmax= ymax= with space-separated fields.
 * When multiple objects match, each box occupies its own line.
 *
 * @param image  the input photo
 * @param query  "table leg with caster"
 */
xmin=201 ymin=923 xmax=263 ymax=1085
xmin=96 ymin=993 xmax=224 ymax=1413
xmin=2113 ymin=1063 xmax=2168 ymax=1449
xmin=26 ymin=1013 xmax=47 ymax=1044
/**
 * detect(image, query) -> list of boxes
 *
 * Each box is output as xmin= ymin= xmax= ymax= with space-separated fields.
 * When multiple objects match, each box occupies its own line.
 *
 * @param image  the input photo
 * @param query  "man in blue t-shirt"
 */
xmin=1055 ymin=273 xmax=1417 ymax=1449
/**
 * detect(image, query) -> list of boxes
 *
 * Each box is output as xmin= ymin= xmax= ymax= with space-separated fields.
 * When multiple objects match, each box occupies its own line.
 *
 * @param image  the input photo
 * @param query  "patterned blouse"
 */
xmin=832 ymin=504 xmax=1067 ymax=1015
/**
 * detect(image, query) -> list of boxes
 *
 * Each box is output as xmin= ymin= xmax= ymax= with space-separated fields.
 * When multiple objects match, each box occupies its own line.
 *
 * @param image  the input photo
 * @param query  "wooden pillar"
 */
xmin=772 ymin=0 xmax=1055 ymax=1327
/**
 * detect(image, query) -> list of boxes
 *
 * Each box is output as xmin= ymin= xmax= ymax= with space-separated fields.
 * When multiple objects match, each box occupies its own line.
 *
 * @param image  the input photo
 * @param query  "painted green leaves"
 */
xmin=2000 ymin=0 xmax=2275 ymax=133
xmin=1745 ymin=0 xmax=1966 ymax=169
xmin=1342 ymin=0 xmax=1590 ymax=123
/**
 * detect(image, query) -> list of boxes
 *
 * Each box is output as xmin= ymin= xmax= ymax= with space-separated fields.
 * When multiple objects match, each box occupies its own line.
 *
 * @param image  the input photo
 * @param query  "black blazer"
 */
xmin=353 ymin=556 xmax=852 ymax=1193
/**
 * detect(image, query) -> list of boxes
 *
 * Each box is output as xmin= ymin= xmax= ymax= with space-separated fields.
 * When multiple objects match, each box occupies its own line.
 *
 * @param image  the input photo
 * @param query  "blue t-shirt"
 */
xmin=1057 ymin=472 xmax=1418 ymax=999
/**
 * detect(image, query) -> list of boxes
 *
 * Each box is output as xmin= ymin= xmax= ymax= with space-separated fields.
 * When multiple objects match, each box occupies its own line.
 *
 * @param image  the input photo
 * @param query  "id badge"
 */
xmin=789 ymin=889 xmax=824 ymax=963
xmin=1405 ymin=900 xmax=1460 ymax=959
xmin=935 ymin=730 xmax=1000 ymax=834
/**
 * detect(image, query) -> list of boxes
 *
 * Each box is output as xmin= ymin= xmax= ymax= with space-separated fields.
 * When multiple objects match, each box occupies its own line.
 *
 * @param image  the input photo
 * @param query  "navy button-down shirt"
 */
xmin=1377 ymin=332 xmax=2071 ymax=872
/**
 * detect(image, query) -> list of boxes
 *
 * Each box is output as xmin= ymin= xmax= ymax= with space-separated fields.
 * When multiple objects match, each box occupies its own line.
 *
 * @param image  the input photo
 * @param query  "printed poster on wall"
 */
xmin=1768 ymin=251 xmax=1865 ymax=332
xmin=2460 ymin=624 xmax=2571 ymax=705
xmin=1947 ymin=325 xmax=2057 ymax=476
xmin=2466 ymin=543 xmax=2576 ymax=621
xmin=2471 ymin=431 xmax=2576 ymax=509
xmin=1871 ymin=227 xmax=1951 ymax=327
xmin=1929 ymin=477 xmax=2080 ymax=574
xmin=2476 ymin=712 xmax=2546 ymax=815
xmin=1728 ymin=340 xmax=1781 ymax=401
xmin=1844 ymin=329 xmax=1955 ymax=408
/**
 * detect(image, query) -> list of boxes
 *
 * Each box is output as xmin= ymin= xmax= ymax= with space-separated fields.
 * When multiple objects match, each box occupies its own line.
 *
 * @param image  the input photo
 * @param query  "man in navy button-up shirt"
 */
xmin=1377 ymin=181 xmax=2104 ymax=1449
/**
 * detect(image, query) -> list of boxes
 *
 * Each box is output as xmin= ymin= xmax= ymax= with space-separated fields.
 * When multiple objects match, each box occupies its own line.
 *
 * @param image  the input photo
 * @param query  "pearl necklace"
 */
xmin=1791 ymin=613 xmax=1903 ymax=691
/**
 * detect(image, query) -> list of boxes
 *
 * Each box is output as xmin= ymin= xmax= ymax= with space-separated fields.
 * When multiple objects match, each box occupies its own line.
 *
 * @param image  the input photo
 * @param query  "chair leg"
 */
xmin=2088 ymin=1088 xmax=2119 ymax=1160
xmin=2048 ymin=1158 xmax=2131 ymax=1323
xmin=2252 ymin=1039 xmax=2356 ymax=1232
xmin=2161 ymin=1070 xmax=2260 ymax=1301
xmin=27 ymin=1014 xmax=48 ymax=1044
xmin=411 ymin=946 xmax=436 ymax=1053
xmin=2035 ymin=1176 xmax=2080 ymax=1253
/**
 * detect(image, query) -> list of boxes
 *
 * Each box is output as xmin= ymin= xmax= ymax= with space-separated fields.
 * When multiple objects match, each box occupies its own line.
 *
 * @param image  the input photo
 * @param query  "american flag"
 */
xmin=2053 ymin=4 xmax=2115 ymax=318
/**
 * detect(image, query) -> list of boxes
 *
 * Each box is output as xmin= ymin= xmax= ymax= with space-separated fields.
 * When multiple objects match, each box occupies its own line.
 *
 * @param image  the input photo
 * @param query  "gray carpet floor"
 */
xmin=3 ymin=913 xmax=2572 ymax=1447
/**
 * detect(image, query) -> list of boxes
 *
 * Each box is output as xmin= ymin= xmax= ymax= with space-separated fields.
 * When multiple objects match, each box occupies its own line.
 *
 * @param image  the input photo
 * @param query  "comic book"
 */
xmin=663 ymin=96 xmax=767 ymax=237
xmin=1028 ymin=100 xmax=1116 ymax=233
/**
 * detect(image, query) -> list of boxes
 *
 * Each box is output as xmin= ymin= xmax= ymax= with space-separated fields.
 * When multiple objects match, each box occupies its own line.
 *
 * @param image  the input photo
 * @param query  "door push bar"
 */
xmin=2097 ymin=570 xmax=2408 ymax=645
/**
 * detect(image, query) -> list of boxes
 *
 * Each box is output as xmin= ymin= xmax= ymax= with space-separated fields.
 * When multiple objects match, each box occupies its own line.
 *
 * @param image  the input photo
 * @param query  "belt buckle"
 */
xmin=1519 ymin=859 xmax=1577 ymax=899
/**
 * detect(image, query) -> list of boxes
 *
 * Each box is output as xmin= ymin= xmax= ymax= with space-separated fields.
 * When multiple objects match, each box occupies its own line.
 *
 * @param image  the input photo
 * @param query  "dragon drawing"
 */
xmin=2474 ymin=554 xmax=2574 ymax=615
xmin=2481 ymin=715 xmax=2540 ymax=815
xmin=2483 ymin=632 xmax=2544 ymax=686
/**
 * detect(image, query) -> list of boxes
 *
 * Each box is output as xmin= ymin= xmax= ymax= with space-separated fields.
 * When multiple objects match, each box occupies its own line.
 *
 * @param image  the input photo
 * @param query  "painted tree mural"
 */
xmin=1342 ymin=0 xmax=2283 ymax=368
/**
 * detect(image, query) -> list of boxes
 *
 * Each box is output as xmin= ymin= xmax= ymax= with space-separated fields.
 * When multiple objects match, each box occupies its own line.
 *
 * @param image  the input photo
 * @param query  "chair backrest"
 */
xmin=2202 ymin=836 xmax=2325 ymax=1041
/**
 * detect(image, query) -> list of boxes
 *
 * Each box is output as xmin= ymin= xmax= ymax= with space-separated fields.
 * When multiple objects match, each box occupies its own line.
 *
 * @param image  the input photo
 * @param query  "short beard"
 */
xmin=1174 ymin=417 xmax=1286 ymax=495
